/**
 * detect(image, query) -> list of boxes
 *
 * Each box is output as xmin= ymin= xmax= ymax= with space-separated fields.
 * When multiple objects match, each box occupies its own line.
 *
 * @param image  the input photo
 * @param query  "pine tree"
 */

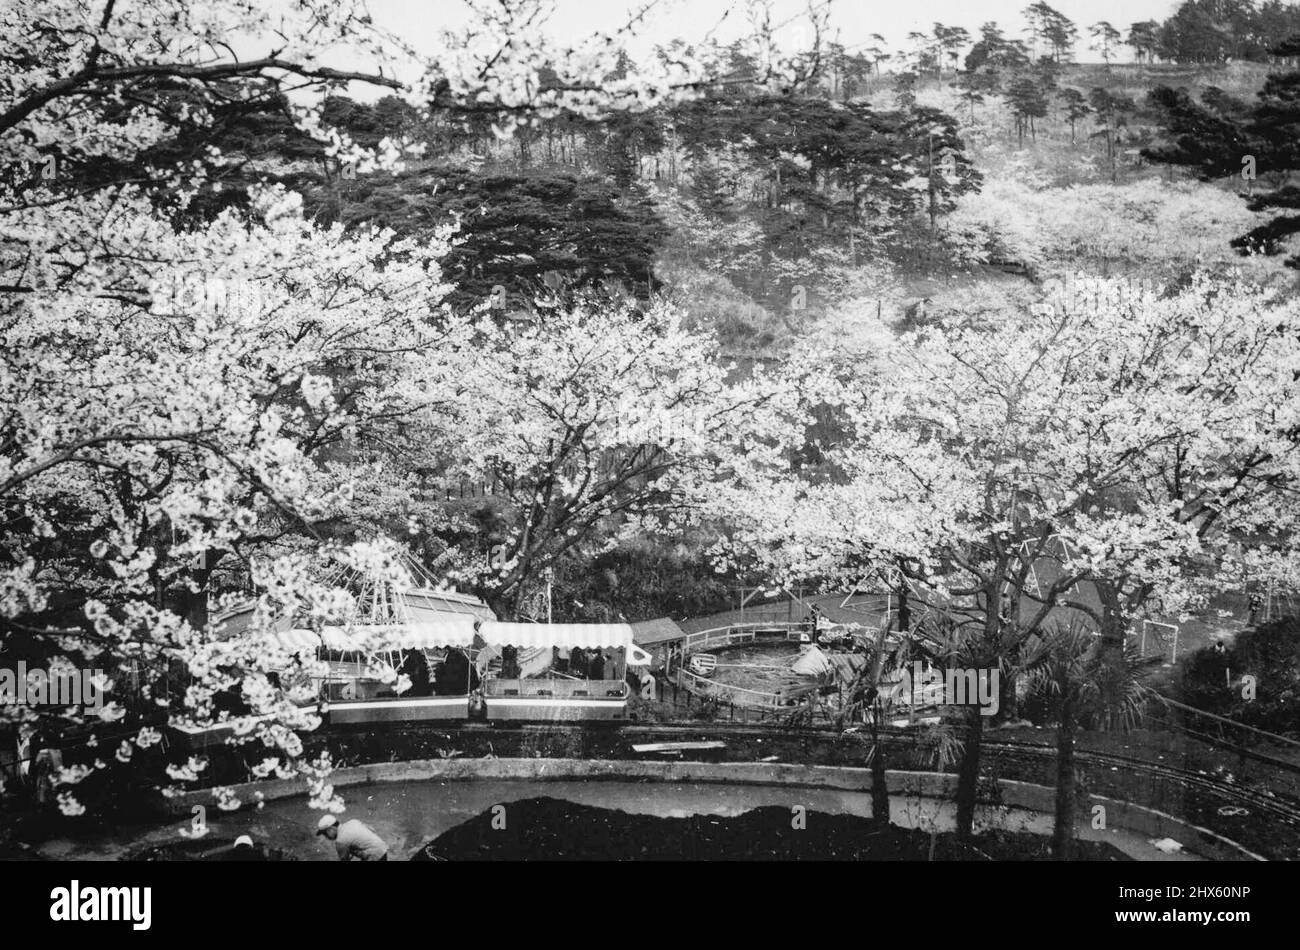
xmin=1058 ymin=88 xmax=1091 ymax=144
xmin=933 ymin=23 xmax=971 ymax=78
xmin=954 ymin=70 xmax=988 ymax=123
xmin=1233 ymin=37 xmax=1300 ymax=264
xmin=1089 ymin=88 xmax=1137 ymax=182
xmin=1006 ymin=77 xmax=1049 ymax=144
xmin=689 ymin=159 xmax=736 ymax=221
xmin=893 ymin=71 xmax=919 ymax=110
xmin=1024 ymin=3 xmax=1078 ymax=63
xmin=1143 ymin=38 xmax=1300 ymax=261
xmin=1090 ymin=21 xmax=1122 ymax=66
xmin=1126 ymin=20 xmax=1161 ymax=64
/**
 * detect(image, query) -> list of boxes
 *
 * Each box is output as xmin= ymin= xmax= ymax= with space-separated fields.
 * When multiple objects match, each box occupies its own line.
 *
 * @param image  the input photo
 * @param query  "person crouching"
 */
xmin=316 ymin=814 xmax=389 ymax=861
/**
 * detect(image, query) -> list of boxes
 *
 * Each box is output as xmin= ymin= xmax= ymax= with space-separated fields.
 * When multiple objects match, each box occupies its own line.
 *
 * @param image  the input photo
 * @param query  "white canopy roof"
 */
xmin=301 ymin=619 xmax=479 ymax=652
xmin=478 ymin=621 xmax=633 ymax=650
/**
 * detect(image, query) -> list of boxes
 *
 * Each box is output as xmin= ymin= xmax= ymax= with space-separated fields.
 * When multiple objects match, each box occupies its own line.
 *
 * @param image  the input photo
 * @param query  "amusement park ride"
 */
xmin=177 ymin=551 xmax=654 ymax=748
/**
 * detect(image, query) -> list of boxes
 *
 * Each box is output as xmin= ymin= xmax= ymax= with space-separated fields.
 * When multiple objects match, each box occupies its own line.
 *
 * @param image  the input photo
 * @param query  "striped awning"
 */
xmin=478 ymin=621 xmax=633 ymax=650
xmin=312 ymin=620 xmax=478 ymax=652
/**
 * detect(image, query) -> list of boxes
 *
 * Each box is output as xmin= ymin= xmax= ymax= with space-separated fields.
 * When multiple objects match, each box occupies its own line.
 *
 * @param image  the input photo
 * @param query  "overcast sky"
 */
xmin=301 ymin=0 xmax=1188 ymax=99
xmin=366 ymin=0 xmax=1182 ymax=61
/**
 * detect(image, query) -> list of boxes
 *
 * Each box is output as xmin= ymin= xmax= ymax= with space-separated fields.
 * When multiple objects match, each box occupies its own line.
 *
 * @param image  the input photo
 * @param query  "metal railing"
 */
xmin=673 ymin=666 xmax=817 ymax=710
xmin=683 ymin=622 xmax=802 ymax=654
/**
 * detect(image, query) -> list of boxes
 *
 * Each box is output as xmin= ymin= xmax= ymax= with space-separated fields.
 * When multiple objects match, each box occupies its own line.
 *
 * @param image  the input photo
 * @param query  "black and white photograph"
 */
xmin=0 ymin=0 xmax=1296 ymax=930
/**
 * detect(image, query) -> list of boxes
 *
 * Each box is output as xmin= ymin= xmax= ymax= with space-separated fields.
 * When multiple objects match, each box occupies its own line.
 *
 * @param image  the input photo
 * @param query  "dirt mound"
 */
xmin=413 ymin=796 xmax=1130 ymax=861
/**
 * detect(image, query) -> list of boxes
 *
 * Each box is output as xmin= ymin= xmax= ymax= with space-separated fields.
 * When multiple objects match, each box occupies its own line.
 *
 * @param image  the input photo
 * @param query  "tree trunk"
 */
xmin=862 ymin=602 xmax=897 ymax=825
xmin=869 ymin=704 xmax=890 ymax=825
xmin=1053 ymin=695 xmax=1077 ymax=860
xmin=999 ymin=666 xmax=1019 ymax=723
xmin=954 ymin=705 xmax=983 ymax=840
xmin=1095 ymin=579 xmax=1129 ymax=730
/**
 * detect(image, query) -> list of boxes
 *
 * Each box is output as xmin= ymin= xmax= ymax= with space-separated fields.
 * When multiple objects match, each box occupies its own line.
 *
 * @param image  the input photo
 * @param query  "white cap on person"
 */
xmin=316 ymin=814 xmax=340 ymax=835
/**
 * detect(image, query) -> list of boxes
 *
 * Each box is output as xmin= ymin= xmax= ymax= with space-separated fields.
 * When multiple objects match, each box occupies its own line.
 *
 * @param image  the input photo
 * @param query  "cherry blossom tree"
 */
xmin=703 ymin=272 xmax=1300 ymax=838
xmin=437 ymin=296 xmax=777 ymax=619
xmin=0 ymin=0 xmax=818 ymax=814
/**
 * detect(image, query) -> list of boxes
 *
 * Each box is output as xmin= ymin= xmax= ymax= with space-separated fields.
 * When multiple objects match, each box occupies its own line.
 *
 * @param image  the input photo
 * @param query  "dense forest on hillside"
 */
xmin=6 ymin=0 xmax=1300 ymax=831
xmin=10 ymin=2 xmax=1300 ymax=632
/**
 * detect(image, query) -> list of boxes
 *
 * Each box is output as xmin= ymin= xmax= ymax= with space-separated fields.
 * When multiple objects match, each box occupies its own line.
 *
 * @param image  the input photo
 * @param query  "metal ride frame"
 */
xmin=1020 ymin=534 xmax=1082 ymax=598
xmin=1261 ymin=578 xmax=1297 ymax=624
xmin=839 ymin=567 xmax=902 ymax=636
xmin=840 ymin=565 xmax=902 ymax=610
xmin=1015 ymin=537 xmax=1190 ymax=665
xmin=839 ymin=569 xmax=949 ymax=638
xmin=1137 ymin=619 xmax=1180 ymax=665
xmin=733 ymin=585 xmax=804 ymax=626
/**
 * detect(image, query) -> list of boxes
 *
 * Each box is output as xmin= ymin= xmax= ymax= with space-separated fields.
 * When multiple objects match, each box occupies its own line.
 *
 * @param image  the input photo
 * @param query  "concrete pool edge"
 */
xmin=163 ymin=758 xmax=1265 ymax=861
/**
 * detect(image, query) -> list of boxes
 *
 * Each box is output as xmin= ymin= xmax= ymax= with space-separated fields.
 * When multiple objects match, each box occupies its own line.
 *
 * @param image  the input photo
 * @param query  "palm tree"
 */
xmin=838 ymin=609 xmax=960 ymax=827
xmin=838 ymin=615 xmax=906 ymax=823
xmin=1024 ymin=620 xmax=1147 ymax=860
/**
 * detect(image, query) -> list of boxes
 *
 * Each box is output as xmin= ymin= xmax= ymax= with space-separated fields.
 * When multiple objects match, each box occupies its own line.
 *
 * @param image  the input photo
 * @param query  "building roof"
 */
xmin=403 ymin=588 xmax=496 ymax=623
xmin=630 ymin=617 xmax=687 ymax=646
